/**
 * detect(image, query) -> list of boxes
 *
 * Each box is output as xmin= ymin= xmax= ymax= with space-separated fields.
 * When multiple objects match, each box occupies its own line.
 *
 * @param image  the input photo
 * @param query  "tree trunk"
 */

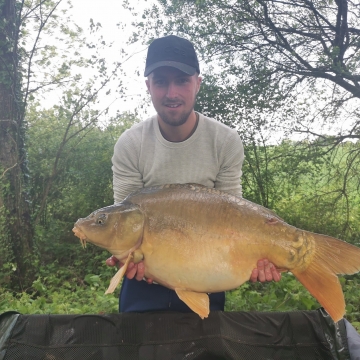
xmin=0 ymin=0 xmax=34 ymax=289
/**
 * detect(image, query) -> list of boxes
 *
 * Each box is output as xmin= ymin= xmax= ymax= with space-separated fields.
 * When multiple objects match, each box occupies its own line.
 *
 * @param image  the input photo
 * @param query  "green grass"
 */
xmin=1 ymin=266 xmax=359 ymax=333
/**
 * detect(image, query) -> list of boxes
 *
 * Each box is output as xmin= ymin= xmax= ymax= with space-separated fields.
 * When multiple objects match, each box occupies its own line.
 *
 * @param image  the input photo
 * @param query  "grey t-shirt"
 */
xmin=112 ymin=113 xmax=244 ymax=203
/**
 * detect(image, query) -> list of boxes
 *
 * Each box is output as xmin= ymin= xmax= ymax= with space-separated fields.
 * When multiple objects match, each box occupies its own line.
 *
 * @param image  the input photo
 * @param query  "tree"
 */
xmin=126 ymin=0 xmax=360 ymax=220
xmin=0 ymin=0 xmax=34 ymax=287
xmin=27 ymin=107 xmax=137 ymax=227
xmin=26 ymin=108 xmax=136 ymax=271
xmin=131 ymin=0 xmax=360 ymax=140
xmin=0 ymin=0 xmax=128 ymax=287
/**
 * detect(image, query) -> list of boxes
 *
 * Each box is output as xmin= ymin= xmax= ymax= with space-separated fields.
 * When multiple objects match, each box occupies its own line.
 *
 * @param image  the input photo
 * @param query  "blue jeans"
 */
xmin=119 ymin=277 xmax=225 ymax=313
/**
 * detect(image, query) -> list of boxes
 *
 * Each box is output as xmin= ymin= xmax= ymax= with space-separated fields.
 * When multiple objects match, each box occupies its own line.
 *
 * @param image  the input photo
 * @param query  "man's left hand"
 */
xmin=250 ymin=259 xmax=281 ymax=282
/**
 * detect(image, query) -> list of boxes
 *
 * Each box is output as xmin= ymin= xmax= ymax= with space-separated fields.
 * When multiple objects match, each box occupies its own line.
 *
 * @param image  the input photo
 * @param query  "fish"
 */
xmin=72 ymin=183 xmax=360 ymax=322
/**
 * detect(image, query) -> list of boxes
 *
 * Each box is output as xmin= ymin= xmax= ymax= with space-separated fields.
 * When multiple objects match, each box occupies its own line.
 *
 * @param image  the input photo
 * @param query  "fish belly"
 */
xmin=140 ymin=230 xmax=260 ymax=293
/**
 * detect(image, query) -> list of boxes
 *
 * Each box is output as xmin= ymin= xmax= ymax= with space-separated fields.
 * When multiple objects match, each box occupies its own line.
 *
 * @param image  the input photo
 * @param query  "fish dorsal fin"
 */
xmin=105 ymin=252 xmax=133 ymax=294
xmin=175 ymin=289 xmax=209 ymax=319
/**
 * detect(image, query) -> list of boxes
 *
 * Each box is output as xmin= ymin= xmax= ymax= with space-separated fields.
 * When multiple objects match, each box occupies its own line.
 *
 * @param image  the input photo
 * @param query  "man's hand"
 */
xmin=106 ymin=256 xmax=153 ymax=284
xmin=250 ymin=259 xmax=281 ymax=283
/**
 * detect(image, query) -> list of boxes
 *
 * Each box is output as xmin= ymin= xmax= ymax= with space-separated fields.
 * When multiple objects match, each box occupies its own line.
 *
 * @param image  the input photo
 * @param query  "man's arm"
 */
xmin=112 ymin=131 xmax=143 ymax=203
xmin=214 ymin=129 xmax=244 ymax=196
xmin=108 ymin=131 xmax=148 ymax=279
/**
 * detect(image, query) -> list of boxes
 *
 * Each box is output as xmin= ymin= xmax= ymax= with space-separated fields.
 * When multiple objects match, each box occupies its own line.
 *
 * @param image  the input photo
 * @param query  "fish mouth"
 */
xmin=72 ymin=227 xmax=88 ymax=249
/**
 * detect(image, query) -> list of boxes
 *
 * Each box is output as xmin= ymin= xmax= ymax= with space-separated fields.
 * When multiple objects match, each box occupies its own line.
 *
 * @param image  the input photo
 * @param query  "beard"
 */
xmin=157 ymin=97 xmax=196 ymax=127
xmin=158 ymin=108 xmax=193 ymax=127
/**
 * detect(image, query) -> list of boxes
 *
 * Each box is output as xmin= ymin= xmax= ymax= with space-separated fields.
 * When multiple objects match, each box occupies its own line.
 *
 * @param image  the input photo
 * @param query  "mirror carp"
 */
xmin=73 ymin=183 xmax=360 ymax=322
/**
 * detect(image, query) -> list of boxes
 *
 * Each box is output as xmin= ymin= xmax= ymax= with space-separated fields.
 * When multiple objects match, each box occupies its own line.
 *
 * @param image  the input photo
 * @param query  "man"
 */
xmin=107 ymin=35 xmax=281 ymax=313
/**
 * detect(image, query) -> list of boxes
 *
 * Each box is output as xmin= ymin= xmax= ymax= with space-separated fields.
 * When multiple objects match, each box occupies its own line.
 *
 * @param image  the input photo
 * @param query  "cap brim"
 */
xmin=144 ymin=61 xmax=197 ymax=77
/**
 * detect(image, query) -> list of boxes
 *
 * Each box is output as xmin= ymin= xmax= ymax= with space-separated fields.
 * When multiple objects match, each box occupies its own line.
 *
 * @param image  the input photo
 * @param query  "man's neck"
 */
xmin=158 ymin=112 xmax=199 ymax=142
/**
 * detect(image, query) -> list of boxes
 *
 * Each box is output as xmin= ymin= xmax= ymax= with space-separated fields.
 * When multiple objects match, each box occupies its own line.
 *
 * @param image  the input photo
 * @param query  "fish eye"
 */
xmin=97 ymin=213 xmax=107 ymax=225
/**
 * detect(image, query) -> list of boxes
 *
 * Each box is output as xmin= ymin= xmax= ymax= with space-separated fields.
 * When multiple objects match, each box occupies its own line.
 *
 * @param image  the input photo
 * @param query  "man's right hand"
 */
xmin=106 ymin=256 xmax=153 ymax=284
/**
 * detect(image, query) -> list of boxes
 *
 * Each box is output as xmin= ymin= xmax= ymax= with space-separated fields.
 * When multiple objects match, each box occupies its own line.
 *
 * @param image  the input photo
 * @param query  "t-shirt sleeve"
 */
xmin=214 ymin=130 xmax=244 ymax=196
xmin=111 ymin=131 xmax=144 ymax=203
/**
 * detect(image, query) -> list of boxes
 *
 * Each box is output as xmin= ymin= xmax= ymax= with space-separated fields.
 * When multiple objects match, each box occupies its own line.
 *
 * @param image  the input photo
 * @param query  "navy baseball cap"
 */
xmin=144 ymin=35 xmax=200 ymax=77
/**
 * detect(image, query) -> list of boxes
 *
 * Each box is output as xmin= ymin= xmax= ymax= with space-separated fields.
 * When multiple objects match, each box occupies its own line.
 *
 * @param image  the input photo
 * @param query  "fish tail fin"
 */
xmin=292 ymin=233 xmax=360 ymax=323
xmin=292 ymin=260 xmax=345 ymax=322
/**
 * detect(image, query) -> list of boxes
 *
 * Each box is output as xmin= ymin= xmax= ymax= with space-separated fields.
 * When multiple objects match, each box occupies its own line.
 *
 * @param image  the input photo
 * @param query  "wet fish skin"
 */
xmin=73 ymin=183 xmax=360 ymax=322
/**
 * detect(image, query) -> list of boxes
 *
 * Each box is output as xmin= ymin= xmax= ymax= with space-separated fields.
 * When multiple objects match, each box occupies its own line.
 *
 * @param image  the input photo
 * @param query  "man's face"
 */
xmin=146 ymin=67 xmax=202 ymax=127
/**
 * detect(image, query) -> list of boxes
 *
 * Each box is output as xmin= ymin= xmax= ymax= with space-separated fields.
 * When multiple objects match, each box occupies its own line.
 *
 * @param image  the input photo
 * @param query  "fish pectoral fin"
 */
xmin=105 ymin=252 xmax=133 ymax=294
xmin=175 ymin=289 xmax=209 ymax=319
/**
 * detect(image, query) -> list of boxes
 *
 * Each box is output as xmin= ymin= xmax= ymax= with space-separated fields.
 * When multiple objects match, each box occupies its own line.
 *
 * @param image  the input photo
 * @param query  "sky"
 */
xmin=38 ymin=0 xmax=357 ymax=141
xmin=66 ymin=0 xmax=154 ymax=119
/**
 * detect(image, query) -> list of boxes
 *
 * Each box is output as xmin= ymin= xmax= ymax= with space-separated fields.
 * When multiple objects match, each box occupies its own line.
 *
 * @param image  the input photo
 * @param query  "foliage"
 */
xmin=131 ymin=0 xmax=360 ymax=137
xmin=125 ymin=0 xmax=360 ymax=207
xmin=0 ymin=249 xmax=119 ymax=315
xmin=0 ymin=285 xmax=118 ymax=315
xmin=1 ymin=0 xmax=360 ymax=337
xmin=226 ymin=273 xmax=360 ymax=331
xmin=25 ymin=111 xmax=137 ymax=272
xmin=0 ymin=0 xmax=132 ymax=286
xmin=226 ymin=273 xmax=321 ymax=314
xmin=2 ymin=264 xmax=360 ymax=330
xmin=26 ymin=106 xmax=136 ymax=226
xmin=2 ymin=120 xmax=360 ymax=329
xmin=0 ymin=105 xmax=136 ymax=293
xmin=271 ymin=141 xmax=360 ymax=243
xmin=196 ymin=76 xmax=360 ymax=243
xmin=0 ymin=0 xmax=34 ymax=287
xmin=20 ymin=0 xmax=125 ymax=104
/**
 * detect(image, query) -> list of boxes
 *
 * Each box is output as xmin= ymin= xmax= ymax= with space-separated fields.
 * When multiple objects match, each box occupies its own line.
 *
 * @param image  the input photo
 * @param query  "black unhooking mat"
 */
xmin=0 ymin=309 xmax=353 ymax=360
